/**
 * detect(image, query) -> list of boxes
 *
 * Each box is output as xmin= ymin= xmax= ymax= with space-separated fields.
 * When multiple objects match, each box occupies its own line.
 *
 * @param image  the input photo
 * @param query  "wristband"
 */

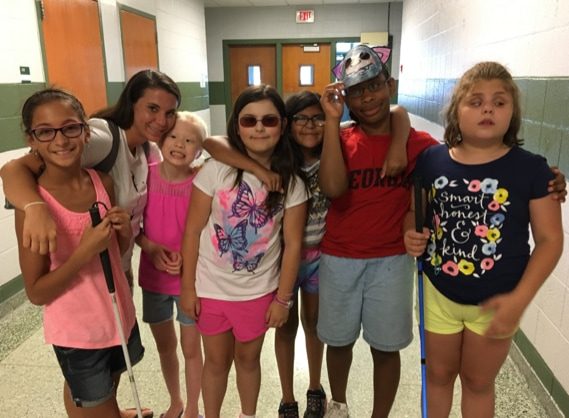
xmin=23 ymin=201 xmax=46 ymax=211
xmin=274 ymin=295 xmax=293 ymax=309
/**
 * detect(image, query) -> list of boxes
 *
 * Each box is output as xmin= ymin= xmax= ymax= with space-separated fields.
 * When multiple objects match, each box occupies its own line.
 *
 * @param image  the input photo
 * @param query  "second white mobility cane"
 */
xmin=414 ymin=176 xmax=428 ymax=418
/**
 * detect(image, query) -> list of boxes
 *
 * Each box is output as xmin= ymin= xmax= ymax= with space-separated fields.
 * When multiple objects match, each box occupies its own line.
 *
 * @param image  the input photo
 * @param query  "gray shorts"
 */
xmin=317 ymin=254 xmax=414 ymax=351
xmin=142 ymin=289 xmax=195 ymax=326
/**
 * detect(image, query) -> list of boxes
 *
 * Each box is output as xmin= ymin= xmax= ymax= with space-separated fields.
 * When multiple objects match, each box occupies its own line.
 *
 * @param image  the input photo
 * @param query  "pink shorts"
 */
xmin=196 ymin=292 xmax=274 ymax=342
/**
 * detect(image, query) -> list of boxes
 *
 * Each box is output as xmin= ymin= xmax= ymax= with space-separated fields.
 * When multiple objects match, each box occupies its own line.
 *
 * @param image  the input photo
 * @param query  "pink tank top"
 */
xmin=138 ymin=163 xmax=195 ymax=295
xmin=40 ymin=169 xmax=136 ymax=349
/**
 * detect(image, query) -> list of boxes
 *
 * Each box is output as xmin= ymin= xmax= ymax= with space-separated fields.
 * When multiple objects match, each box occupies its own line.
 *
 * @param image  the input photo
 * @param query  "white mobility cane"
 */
xmin=89 ymin=202 xmax=143 ymax=418
xmin=414 ymin=176 xmax=428 ymax=418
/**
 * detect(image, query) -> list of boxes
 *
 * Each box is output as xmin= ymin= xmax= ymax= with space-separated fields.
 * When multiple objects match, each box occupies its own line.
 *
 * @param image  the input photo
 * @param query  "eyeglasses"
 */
xmin=239 ymin=115 xmax=281 ymax=128
xmin=292 ymin=114 xmax=325 ymax=127
xmin=29 ymin=123 xmax=86 ymax=142
xmin=345 ymin=78 xmax=387 ymax=98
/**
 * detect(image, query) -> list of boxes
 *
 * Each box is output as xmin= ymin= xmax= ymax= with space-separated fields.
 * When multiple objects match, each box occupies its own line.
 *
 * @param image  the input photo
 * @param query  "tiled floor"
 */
xmin=0 ymin=250 xmax=561 ymax=417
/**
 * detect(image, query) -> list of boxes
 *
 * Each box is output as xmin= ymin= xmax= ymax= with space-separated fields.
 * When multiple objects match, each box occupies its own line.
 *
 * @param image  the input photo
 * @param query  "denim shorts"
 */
xmin=53 ymin=322 xmax=145 ymax=407
xmin=295 ymin=247 xmax=321 ymax=294
xmin=317 ymin=254 xmax=414 ymax=351
xmin=142 ymin=289 xmax=195 ymax=326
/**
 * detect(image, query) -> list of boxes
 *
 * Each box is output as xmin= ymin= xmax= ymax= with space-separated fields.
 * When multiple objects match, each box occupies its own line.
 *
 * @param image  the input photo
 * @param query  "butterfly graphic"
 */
xmin=231 ymin=181 xmax=282 ymax=232
xmin=213 ymin=219 xmax=248 ymax=256
xmin=232 ymin=251 xmax=265 ymax=273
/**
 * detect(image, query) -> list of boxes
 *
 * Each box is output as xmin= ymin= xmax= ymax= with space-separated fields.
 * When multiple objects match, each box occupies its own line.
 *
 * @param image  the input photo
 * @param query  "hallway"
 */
xmin=0 ymin=250 xmax=561 ymax=417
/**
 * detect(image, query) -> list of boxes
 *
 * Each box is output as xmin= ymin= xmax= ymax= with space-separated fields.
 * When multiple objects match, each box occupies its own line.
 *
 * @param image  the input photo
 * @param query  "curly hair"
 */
xmin=444 ymin=61 xmax=523 ymax=147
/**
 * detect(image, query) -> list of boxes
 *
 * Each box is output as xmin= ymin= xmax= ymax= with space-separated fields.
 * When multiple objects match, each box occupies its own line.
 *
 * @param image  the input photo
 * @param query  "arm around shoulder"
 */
xmin=203 ymin=135 xmax=282 ymax=191
xmin=383 ymin=105 xmax=411 ymax=178
xmin=15 ymin=207 xmax=113 ymax=305
xmin=1 ymin=153 xmax=44 ymax=209
xmin=2 ymin=154 xmax=58 ymax=254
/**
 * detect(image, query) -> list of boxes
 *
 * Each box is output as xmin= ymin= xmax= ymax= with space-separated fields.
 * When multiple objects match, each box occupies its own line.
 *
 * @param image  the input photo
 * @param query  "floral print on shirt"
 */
xmin=426 ymin=176 xmax=509 ymax=279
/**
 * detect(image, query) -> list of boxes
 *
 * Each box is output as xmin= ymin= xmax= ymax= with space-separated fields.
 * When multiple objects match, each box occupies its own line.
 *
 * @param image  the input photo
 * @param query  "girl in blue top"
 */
xmin=403 ymin=62 xmax=563 ymax=418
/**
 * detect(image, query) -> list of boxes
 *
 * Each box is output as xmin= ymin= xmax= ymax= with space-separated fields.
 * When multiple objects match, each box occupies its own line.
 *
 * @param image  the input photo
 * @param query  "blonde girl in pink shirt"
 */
xmin=136 ymin=112 xmax=206 ymax=418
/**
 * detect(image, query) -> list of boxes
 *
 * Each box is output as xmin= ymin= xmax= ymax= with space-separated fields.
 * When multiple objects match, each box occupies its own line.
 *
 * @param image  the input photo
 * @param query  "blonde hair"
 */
xmin=444 ymin=61 xmax=523 ymax=147
xmin=160 ymin=111 xmax=208 ymax=148
xmin=176 ymin=111 xmax=208 ymax=144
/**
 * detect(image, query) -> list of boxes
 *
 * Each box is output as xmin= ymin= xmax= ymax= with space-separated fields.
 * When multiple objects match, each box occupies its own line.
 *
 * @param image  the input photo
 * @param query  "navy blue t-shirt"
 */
xmin=415 ymin=145 xmax=553 ymax=305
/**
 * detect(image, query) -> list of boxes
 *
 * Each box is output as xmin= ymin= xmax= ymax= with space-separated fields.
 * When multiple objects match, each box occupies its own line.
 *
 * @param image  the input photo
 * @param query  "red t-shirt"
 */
xmin=321 ymin=126 xmax=438 ymax=258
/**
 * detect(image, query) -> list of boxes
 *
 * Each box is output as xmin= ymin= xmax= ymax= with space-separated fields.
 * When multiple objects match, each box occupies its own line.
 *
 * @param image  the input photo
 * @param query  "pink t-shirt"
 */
xmin=40 ymin=169 xmax=136 ymax=349
xmin=138 ymin=163 xmax=196 ymax=295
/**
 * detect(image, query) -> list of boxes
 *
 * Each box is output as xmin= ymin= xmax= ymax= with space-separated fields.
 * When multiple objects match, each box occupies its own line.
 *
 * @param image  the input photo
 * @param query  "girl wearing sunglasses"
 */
xmin=180 ymin=85 xmax=308 ymax=418
xmin=199 ymin=88 xmax=410 ymax=418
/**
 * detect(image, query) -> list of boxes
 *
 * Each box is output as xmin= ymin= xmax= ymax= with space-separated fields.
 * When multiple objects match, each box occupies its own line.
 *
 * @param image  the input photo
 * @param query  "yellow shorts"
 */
xmin=417 ymin=275 xmax=512 ymax=337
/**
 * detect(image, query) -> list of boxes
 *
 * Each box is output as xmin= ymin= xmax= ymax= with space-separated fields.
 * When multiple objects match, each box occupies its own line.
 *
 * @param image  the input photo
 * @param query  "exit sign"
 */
xmin=296 ymin=9 xmax=314 ymax=23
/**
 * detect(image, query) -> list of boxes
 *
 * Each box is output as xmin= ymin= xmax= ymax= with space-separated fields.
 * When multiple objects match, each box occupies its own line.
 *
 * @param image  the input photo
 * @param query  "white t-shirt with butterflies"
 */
xmin=193 ymin=159 xmax=308 ymax=301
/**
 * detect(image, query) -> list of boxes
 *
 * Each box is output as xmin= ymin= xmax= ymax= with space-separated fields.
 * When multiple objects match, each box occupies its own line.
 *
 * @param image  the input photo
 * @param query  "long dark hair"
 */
xmin=92 ymin=69 xmax=181 ymax=129
xmin=285 ymin=91 xmax=323 ymax=161
xmin=227 ymin=85 xmax=302 ymax=210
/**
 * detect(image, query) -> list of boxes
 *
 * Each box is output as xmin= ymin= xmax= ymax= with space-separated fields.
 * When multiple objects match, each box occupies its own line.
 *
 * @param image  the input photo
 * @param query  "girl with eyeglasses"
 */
xmin=1 ymin=69 xmax=180 ymax=418
xmin=15 ymin=88 xmax=140 ymax=418
xmin=180 ymin=85 xmax=308 ymax=418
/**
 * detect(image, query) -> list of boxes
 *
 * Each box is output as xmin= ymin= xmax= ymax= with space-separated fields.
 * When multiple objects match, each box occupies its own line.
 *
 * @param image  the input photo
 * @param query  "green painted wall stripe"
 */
xmin=0 ymin=118 xmax=27 ymax=153
xmin=0 ymin=81 xmax=209 ymax=153
xmin=0 ymin=83 xmax=46 ymax=152
xmin=209 ymin=81 xmax=226 ymax=105
xmin=0 ymin=83 xmax=46 ymax=117
xmin=178 ymin=82 xmax=209 ymax=112
xmin=0 ymin=275 xmax=24 ymax=305
xmin=514 ymin=330 xmax=569 ymax=416
xmin=105 ymin=81 xmax=125 ymax=109
xmin=105 ymin=81 xmax=210 ymax=112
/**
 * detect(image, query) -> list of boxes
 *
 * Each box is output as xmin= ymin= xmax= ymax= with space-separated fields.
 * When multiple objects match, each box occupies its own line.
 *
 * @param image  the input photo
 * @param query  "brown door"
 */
xmin=41 ymin=0 xmax=107 ymax=115
xmin=282 ymin=43 xmax=331 ymax=100
xmin=229 ymin=45 xmax=276 ymax=105
xmin=120 ymin=9 xmax=159 ymax=80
